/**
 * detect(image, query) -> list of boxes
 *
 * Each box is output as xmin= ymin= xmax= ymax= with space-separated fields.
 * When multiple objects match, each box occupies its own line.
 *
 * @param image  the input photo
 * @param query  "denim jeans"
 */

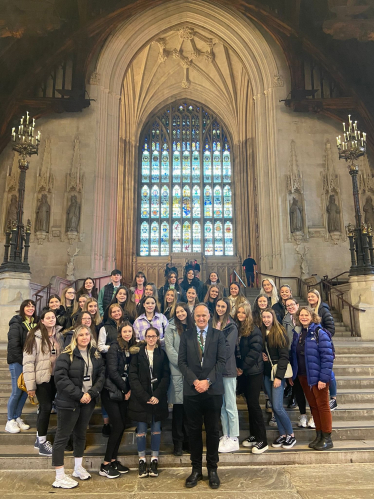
xmin=329 ymin=371 xmax=337 ymax=398
xmin=263 ymin=375 xmax=293 ymax=436
xmin=221 ymin=377 xmax=239 ymax=437
xmin=136 ymin=419 xmax=161 ymax=458
xmin=7 ymin=363 xmax=28 ymax=421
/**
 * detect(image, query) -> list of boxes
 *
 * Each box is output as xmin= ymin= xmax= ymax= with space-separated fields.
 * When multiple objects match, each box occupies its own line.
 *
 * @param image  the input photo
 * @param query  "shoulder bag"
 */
xmin=265 ymin=342 xmax=293 ymax=381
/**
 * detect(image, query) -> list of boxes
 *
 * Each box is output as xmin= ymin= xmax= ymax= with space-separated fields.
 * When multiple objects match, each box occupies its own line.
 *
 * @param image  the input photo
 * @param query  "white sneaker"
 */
xmin=5 ymin=419 xmax=20 ymax=434
xmin=16 ymin=417 xmax=30 ymax=430
xmin=52 ymin=474 xmax=79 ymax=489
xmin=72 ymin=466 xmax=91 ymax=480
xmin=308 ymin=416 xmax=316 ymax=429
xmin=297 ymin=415 xmax=308 ymax=428
xmin=218 ymin=435 xmax=229 ymax=452
xmin=219 ymin=437 xmax=239 ymax=453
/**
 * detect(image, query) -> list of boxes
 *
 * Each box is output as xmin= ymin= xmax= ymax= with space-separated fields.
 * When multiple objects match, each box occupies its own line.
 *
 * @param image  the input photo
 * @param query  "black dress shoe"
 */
xmin=287 ymin=398 xmax=297 ymax=409
xmin=208 ymin=470 xmax=220 ymax=489
xmin=185 ymin=470 xmax=203 ymax=488
xmin=173 ymin=442 xmax=183 ymax=456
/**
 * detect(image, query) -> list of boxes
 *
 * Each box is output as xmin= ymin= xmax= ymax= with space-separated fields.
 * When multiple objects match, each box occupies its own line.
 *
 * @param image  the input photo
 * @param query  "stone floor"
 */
xmin=0 ymin=464 xmax=373 ymax=498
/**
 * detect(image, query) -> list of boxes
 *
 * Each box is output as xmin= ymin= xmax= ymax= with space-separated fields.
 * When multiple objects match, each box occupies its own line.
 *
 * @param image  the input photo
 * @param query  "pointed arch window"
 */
xmin=139 ymin=101 xmax=234 ymax=255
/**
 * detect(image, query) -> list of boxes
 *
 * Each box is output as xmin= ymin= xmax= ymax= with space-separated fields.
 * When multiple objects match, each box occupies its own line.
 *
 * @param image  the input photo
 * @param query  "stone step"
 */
xmin=334 ymin=354 xmax=374 ymax=365
xmin=336 ymin=377 xmax=374 ymax=389
xmin=334 ymin=365 xmax=374 ymax=376
xmin=334 ymin=344 xmax=374 ymax=355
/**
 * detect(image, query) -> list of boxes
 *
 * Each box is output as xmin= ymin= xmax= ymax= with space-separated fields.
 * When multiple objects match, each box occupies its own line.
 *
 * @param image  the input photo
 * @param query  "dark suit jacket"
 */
xmin=178 ymin=324 xmax=226 ymax=396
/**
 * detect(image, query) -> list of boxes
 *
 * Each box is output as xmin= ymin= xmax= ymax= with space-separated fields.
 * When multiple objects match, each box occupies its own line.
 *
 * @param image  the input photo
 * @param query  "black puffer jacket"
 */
xmin=7 ymin=315 xmax=32 ymax=365
xmin=106 ymin=342 xmax=131 ymax=394
xmin=128 ymin=344 xmax=170 ymax=423
xmin=263 ymin=331 xmax=290 ymax=380
xmin=318 ymin=302 xmax=335 ymax=337
xmin=54 ymin=347 xmax=104 ymax=410
xmin=180 ymin=277 xmax=204 ymax=301
xmin=237 ymin=325 xmax=264 ymax=376
xmin=272 ymin=300 xmax=286 ymax=321
xmin=158 ymin=283 xmax=186 ymax=308
xmin=42 ymin=305 xmax=72 ymax=331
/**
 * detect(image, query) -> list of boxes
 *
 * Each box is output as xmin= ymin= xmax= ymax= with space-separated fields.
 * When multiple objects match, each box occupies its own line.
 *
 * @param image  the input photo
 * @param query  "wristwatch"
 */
xmin=206 ymin=378 xmax=212 ymax=386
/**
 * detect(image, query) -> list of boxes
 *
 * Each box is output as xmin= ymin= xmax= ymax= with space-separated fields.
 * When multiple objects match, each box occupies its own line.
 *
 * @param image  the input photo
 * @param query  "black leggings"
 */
xmin=293 ymin=375 xmax=307 ymax=414
xmin=244 ymin=372 xmax=268 ymax=444
xmin=101 ymin=388 xmax=127 ymax=462
xmin=35 ymin=377 xmax=56 ymax=436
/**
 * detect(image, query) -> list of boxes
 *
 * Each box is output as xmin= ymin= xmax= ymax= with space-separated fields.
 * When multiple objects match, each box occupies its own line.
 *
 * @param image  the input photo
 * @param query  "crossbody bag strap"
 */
xmin=265 ymin=341 xmax=274 ymax=368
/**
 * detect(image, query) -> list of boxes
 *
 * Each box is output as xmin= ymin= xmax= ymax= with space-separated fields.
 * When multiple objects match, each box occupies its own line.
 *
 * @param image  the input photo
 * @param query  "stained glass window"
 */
xmin=139 ymin=101 xmax=234 ymax=256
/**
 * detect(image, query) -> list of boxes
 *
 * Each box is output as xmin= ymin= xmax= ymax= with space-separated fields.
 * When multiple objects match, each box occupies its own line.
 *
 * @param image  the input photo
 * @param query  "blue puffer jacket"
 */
xmin=290 ymin=322 xmax=334 ymax=387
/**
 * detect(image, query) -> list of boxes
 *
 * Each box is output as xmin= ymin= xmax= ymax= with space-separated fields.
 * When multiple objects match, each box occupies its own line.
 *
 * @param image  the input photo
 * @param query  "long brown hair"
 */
xmin=83 ymin=297 xmax=101 ymax=325
xmin=117 ymin=321 xmax=137 ymax=351
xmin=174 ymin=302 xmax=194 ymax=336
xmin=19 ymin=299 xmax=37 ymax=322
xmin=212 ymin=298 xmax=231 ymax=330
xmin=204 ymin=284 xmax=222 ymax=303
xmin=235 ymin=301 xmax=254 ymax=337
xmin=24 ymin=309 xmax=56 ymax=355
xmin=261 ymin=308 xmax=288 ymax=348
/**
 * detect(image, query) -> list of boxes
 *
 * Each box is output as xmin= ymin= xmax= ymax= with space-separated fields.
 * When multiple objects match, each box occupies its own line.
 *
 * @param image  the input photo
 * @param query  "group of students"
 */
xmin=5 ymin=268 xmax=335 ymax=490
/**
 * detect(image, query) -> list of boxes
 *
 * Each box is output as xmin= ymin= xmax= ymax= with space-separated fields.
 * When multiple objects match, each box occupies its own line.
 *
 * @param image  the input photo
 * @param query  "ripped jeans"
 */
xmin=136 ymin=418 xmax=161 ymax=458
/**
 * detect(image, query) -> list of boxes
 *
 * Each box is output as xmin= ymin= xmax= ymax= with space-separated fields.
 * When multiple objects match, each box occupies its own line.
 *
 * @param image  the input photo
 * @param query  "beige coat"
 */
xmin=23 ymin=327 xmax=63 ymax=391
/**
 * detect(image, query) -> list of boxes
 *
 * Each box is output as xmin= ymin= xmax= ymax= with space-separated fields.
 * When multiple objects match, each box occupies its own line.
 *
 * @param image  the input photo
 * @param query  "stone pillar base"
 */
xmin=348 ymin=275 xmax=374 ymax=341
xmin=0 ymin=272 xmax=31 ymax=342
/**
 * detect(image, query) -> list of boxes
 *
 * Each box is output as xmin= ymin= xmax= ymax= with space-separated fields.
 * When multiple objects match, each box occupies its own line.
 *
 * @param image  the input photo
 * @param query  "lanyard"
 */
xmin=81 ymin=350 xmax=91 ymax=377
xmin=145 ymin=348 xmax=154 ymax=376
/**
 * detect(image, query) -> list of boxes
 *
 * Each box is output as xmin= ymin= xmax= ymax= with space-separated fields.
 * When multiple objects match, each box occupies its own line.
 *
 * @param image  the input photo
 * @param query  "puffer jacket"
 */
xmin=164 ymin=319 xmax=183 ymax=405
xmin=23 ymin=327 xmax=64 ymax=391
xmin=42 ymin=305 xmax=72 ymax=331
xmin=272 ymin=300 xmax=286 ymax=321
xmin=106 ymin=342 xmax=131 ymax=394
xmin=318 ymin=303 xmax=335 ymax=337
xmin=290 ymin=322 xmax=334 ymax=387
xmin=54 ymin=346 xmax=104 ymax=410
xmin=282 ymin=313 xmax=301 ymax=347
xmin=237 ymin=325 xmax=263 ymax=376
xmin=180 ymin=277 xmax=204 ymax=301
xmin=7 ymin=315 xmax=34 ymax=365
xmin=222 ymin=319 xmax=238 ymax=377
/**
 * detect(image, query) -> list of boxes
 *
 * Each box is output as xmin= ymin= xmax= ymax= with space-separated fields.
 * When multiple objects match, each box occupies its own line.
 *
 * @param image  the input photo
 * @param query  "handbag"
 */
xmin=265 ymin=342 xmax=293 ymax=381
xmin=17 ymin=373 xmax=38 ymax=405
xmin=104 ymin=378 xmax=124 ymax=402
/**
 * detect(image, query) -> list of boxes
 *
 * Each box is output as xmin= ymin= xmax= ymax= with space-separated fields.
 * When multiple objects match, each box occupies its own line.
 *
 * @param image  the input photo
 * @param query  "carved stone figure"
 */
xmin=290 ymin=197 xmax=303 ymax=233
xmin=35 ymin=194 xmax=50 ymax=233
xmin=66 ymin=195 xmax=80 ymax=232
xmin=66 ymin=247 xmax=80 ymax=281
xmin=363 ymin=196 xmax=374 ymax=230
xmin=6 ymin=195 xmax=18 ymax=226
xmin=326 ymin=194 xmax=340 ymax=233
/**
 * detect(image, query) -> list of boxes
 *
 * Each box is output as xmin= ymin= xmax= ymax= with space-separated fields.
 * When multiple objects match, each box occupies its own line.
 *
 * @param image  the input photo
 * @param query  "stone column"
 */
xmin=0 ymin=272 xmax=31 ymax=341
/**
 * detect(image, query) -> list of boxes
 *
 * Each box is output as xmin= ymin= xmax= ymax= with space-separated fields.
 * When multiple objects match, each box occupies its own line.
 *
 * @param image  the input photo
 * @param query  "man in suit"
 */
xmin=178 ymin=303 xmax=226 ymax=489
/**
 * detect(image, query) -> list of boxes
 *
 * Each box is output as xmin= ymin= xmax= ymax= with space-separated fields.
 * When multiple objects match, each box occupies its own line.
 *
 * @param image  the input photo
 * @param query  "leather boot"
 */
xmin=314 ymin=432 xmax=333 ymax=451
xmin=173 ymin=441 xmax=183 ymax=456
xmin=308 ymin=430 xmax=322 ymax=449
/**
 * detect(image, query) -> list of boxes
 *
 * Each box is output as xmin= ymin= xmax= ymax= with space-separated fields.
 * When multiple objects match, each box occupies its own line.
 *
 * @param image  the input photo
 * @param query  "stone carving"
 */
xmin=363 ymin=196 xmax=374 ymax=230
xmin=66 ymin=247 xmax=80 ymax=281
xmin=326 ymin=194 xmax=341 ymax=233
xmin=66 ymin=195 xmax=80 ymax=232
xmin=290 ymin=197 xmax=303 ymax=233
xmin=273 ymin=74 xmax=284 ymax=87
xmin=89 ymin=72 xmax=100 ymax=85
xmin=6 ymin=195 xmax=18 ymax=226
xmin=295 ymin=243 xmax=309 ymax=280
xmin=359 ymin=155 xmax=374 ymax=194
xmin=35 ymin=194 xmax=50 ymax=233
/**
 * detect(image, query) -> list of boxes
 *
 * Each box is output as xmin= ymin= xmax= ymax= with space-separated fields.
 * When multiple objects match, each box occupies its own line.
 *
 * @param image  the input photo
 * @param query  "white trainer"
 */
xmin=52 ymin=474 xmax=79 ymax=489
xmin=72 ymin=466 xmax=91 ymax=480
xmin=297 ymin=415 xmax=308 ymax=428
xmin=218 ymin=435 xmax=229 ymax=452
xmin=16 ymin=417 xmax=30 ymax=430
xmin=219 ymin=437 xmax=239 ymax=453
xmin=5 ymin=419 xmax=20 ymax=434
xmin=308 ymin=416 xmax=316 ymax=429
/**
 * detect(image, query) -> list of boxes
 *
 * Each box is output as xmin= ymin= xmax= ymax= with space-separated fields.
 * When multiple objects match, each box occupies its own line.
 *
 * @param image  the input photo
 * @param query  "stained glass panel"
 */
xmin=204 ymin=221 xmax=213 ymax=256
xmin=173 ymin=221 xmax=181 ymax=252
xmin=173 ymin=151 xmax=181 ymax=182
xmin=173 ymin=186 xmax=181 ymax=218
xmin=225 ymin=222 xmax=234 ymax=255
xmin=151 ymin=151 xmax=159 ymax=182
xmin=150 ymin=222 xmax=159 ymax=256
xmin=140 ymin=222 xmax=149 ymax=256
xmin=151 ymin=185 xmax=159 ymax=218
xmin=213 ymin=151 xmax=221 ymax=182
xmin=141 ymin=185 xmax=150 ymax=219
xmin=183 ymin=186 xmax=191 ymax=217
xmin=192 ymin=186 xmax=200 ymax=218
xmin=142 ymin=147 xmax=150 ymax=183
xmin=161 ymin=222 xmax=169 ymax=255
xmin=223 ymin=148 xmax=231 ymax=182
xmin=215 ymin=221 xmax=223 ymax=255
xmin=192 ymin=151 xmax=200 ymax=182
xmin=224 ymin=185 xmax=232 ymax=218
xmin=182 ymin=151 xmax=190 ymax=182
xmin=213 ymin=186 xmax=222 ymax=217
xmin=193 ymin=221 xmax=201 ymax=252
xmin=161 ymin=186 xmax=169 ymax=218
xmin=204 ymin=186 xmax=212 ymax=218
xmin=161 ymin=148 xmax=169 ymax=182
xmin=183 ymin=221 xmax=191 ymax=252
xmin=204 ymin=150 xmax=212 ymax=182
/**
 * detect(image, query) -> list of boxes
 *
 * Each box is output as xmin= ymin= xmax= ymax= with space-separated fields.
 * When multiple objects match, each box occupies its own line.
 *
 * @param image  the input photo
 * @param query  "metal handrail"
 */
xmin=325 ymin=271 xmax=350 ymax=286
xmin=229 ymin=270 xmax=246 ymax=288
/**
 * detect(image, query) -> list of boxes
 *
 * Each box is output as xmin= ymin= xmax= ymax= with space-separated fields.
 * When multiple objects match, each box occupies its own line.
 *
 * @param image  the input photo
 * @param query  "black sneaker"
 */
xmin=99 ymin=463 xmax=120 ymax=479
xmin=282 ymin=435 xmax=297 ymax=449
xmin=251 ymin=441 xmax=268 ymax=454
xmin=242 ymin=435 xmax=256 ymax=448
xmin=149 ymin=459 xmax=158 ymax=477
xmin=111 ymin=460 xmax=129 ymax=474
xmin=102 ymin=424 xmax=111 ymax=437
xmin=138 ymin=459 xmax=148 ymax=478
xmin=329 ymin=398 xmax=338 ymax=411
xmin=272 ymin=435 xmax=286 ymax=448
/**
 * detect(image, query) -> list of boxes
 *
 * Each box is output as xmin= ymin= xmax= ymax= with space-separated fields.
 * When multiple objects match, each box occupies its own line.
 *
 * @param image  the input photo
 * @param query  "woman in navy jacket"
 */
xmin=290 ymin=306 xmax=334 ymax=451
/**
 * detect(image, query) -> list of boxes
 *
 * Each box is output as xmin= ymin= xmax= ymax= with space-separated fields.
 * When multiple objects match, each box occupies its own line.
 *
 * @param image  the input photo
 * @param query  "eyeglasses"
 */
xmin=146 ymin=335 xmax=158 ymax=339
xmin=286 ymin=304 xmax=296 ymax=309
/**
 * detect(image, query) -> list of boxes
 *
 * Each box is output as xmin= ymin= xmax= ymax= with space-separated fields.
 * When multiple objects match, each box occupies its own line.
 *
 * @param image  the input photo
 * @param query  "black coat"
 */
xmin=42 ymin=305 xmax=73 ymax=331
xmin=128 ymin=345 xmax=170 ymax=423
xmin=158 ymin=283 xmax=186 ymax=309
xmin=178 ymin=325 xmax=226 ymax=396
xmin=106 ymin=342 xmax=131 ymax=394
xmin=7 ymin=315 xmax=30 ymax=365
xmin=263 ymin=333 xmax=290 ymax=380
xmin=54 ymin=347 xmax=104 ymax=410
xmin=180 ymin=277 xmax=204 ymax=301
xmin=272 ymin=300 xmax=286 ymax=322
xmin=318 ymin=303 xmax=335 ymax=337
xmin=237 ymin=326 xmax=264 ymax=376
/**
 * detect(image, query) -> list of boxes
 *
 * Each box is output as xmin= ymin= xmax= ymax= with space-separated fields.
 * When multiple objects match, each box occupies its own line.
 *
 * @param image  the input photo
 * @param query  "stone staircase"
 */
xmin=0 ymin=338 xmax=374 ymax=470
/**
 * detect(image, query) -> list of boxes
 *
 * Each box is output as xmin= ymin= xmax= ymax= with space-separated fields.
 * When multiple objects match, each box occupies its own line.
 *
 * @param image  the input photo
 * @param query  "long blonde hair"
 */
xmin=163 ymin=288 xmax=178 ymax=318
xmin=72 ymin=294 xmax=90 ymax=315
xmin=61 ymin=286 xmax=76 ymax=308
xmin=260 ymin=278 xmax=279 ymax=306
xmin=235 ymin=301 xmax=254 ymax=337
xmin=62 ymin=325 xmax=100 ymax=361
